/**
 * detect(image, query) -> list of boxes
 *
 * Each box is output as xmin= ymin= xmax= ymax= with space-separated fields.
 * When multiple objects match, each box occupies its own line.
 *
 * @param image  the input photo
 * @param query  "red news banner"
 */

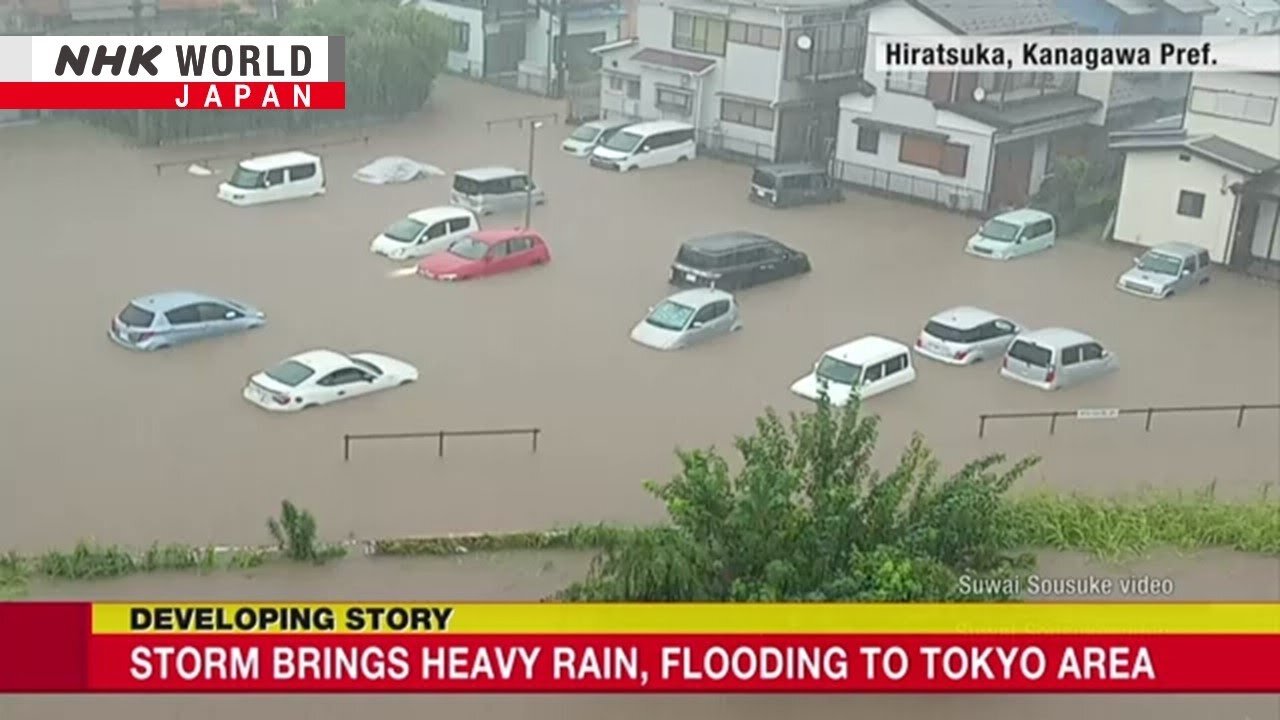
xmin=0 ymin=603 xmax=1277 ymax=692
xmin=0 ymin=36 xmax=345 ymax=110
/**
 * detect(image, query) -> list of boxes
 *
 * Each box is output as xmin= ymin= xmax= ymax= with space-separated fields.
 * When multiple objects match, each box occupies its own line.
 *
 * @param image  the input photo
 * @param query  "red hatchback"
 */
xmin=417 ymin=229 xmax=551 ymax=281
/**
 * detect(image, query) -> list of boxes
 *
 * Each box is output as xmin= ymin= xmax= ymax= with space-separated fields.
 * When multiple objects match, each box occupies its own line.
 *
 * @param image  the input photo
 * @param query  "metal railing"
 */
xmin=829 ymin=157 xmax=988 ymax=215
xmin=696 ymin=128 xmax=776 ymax=164
xmin=977 ymin=404 xmax=1280 ymax=438
xmin=342 ymin=428 xmax=541 ymax=461
xmin=152 ymin=134 xmax=369 ymax=175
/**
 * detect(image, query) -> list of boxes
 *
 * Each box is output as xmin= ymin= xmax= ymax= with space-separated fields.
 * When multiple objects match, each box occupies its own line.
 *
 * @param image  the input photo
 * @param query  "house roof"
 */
xmin=1187 ymin=136 xmax=1280 ymax=174
xmin=1102 ymin=0 xmax=1158 ymax=15
xmin=1110 ymin=132 xmax=1280 ymax=175
xmin=908 ymin=0 xmax=1072 ymax=34
xmin=943 ymin=94 xmax=1102 ymax=131
xmin=1160 ymin=0 xmax=1218 ymax=13
xmin=1241 ymin=169 xmax=1280 ymax=198
xmin=630 ymin=48 xmax=717 ymax=76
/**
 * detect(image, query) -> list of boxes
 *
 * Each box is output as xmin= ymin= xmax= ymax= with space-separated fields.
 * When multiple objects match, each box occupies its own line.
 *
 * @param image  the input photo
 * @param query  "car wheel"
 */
xmin=302 ymin=403 xmax=317 ymax=410
xmin=1166 ymin=291 xmax=1175 ymax=297
xmin=678 ymin=156 xmax=689 ymax=162
xmin=398 ymin=378 xmax=414 ymax=386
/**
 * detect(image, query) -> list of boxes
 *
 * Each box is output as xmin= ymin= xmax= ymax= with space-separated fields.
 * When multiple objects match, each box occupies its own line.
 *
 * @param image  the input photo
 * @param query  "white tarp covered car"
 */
xmin=353 ymin=156 xmax=445 ymax=185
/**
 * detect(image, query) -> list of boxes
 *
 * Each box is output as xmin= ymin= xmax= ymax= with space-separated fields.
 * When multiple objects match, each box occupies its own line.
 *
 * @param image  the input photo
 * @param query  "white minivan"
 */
xmin=589 ymin=120 xmax=696 ymax=172
xmin=369 ymin=206 xmax=479 ymax=260
xmin=217 ymin=151 xmax=325 ymax=206
xmin=790 ymin=336 xmax=917 ymax=406
xmin=450 ymin=167 xmax=545 ymax=216
xmin=965 ymin=208 xmax=1056 ymax=260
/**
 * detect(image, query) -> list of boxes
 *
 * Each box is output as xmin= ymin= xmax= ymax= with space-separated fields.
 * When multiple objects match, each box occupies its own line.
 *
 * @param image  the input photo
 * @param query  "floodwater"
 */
xmin=4 ymin=549 xmax=1278 ymax=718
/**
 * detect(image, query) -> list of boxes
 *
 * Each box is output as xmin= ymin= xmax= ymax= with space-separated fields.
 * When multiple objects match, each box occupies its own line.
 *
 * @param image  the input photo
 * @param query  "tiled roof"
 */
xmin=630 ymin=48 xmax=717 ymax=75
xmin=910 ymin=0 xmax=1073 ymax=34
xmin=1102 ymin=0 xmax=1158 ymax=15
xmin=1159 ymin=0 xmax=1218 ymax=13
xmin=945 ymin=94 xmax=1102 ymax=129
xmin=1187 ymin=136 xmax=1280 ymax=174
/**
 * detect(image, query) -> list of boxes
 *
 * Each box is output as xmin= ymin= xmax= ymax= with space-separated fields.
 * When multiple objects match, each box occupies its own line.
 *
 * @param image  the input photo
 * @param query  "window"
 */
xmin=287 ymin=163 xmax=316 ymax=181
xmin=899 ymin=133 xmax=968 ymax=177
xmin=693 ymin=303 xmax=721 ymax=323
xmin=1081 ymin=343 xmax=1103 ymax=361
xmin=864 ymin=363 xmax=884 ymax=382
xmin=785 ymin=20 xmax=865 ymax=79
xmin=1176 ymin=190 xmax=1205 ymax=218
xmin=164 ymin=304 xmax=200 ymax=325
xmin=265 ymin=360 xmax=314 ymax=387
xmin=1197 ymin=250 xmax=1211 ymax=268
xmin=1027 ymin=219 xmax=1053 ymax=238
xmin=1188 ymin=86 xmax=1277 ymax=125
xmin=709 ymin=300 xmax=731 ymax=317
xmin=1008 ymin=340 xmax=1052 ymax=367
xmin=508 ymin=237 xmax=534 ymax=253
xmin=655 ymin=85 xmax=693 ymax=115
xmin=490 ymin=242 xmax=510 ymax=258
xmin=606 ymin=74 xmax=640 ymax=99
xmin=855 ymin=124 xmax=879 ymax=153
xmin=1061 ymin=346 xmax=1082 ymax=366
xmin=728 ymin=21 xmax=781 ymax=49
xmin=673 ymin=12 xmax=727 ymax=56
xmin=426 ymin=222 xmax=447 ymax=239
xmin=265 ymin=168 xmax=285 ymax=185
xmin=117 ymin=304 xmax=155 ymax=327
xmin=196 ymin=303 xmax=236 ymax=322
xmin=883 ymin=354 xmax=907 ymax=376
xmin=319 ymin=368 xmax=369 ymax=386
xmin=885 ymin=70 xmax=928 ymax=96
xmin=447 ymin=216 xmax=472 ymax=233
xmin=450 ymin=21 xmax=470 ymax=52
xmin=721 ymin=98 xmax=774 ymax=130
xmin=506 ymin=175 xmax=530 ymax=192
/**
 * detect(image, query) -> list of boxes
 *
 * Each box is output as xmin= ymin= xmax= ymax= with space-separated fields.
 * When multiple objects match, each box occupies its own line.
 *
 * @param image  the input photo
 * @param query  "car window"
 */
xmin=1182 ymin=255 xmax=1196 ymax=272
xmin=506 ymin=175 xmax=530 ymax=192
xmin=1197 ymin=251 xmax=1210 ymax=268
xmin=453 ymin=175 xmax=483 ymax=195
xmin=351 ymin=358 xmax=383 ymax=376
xmin=692 ymin=303 xmax=719 ymax=323
xmin=882 ymin=354 xmax=907 ymax=376
xmin=751 ymin=170 xmax=776 ymax=189
xmin=735 ymin=247 xmax=768 ymax=265
xmin=265 ymin=168 xmax=285 ymax=185
xmin=864 ymin=362 xmax=885 ymax=382
xmin=426 ymin=222 xmax=447 ymax=239
xmin=992 ymin=320 xmax=1015 ymax=335
xmin=164 ymin=304 xmax=201 ymax=325
xmin=1081 ymin=343 xmax=1104 ymax=361
xmin=508 ymin=237 xmax=534 ymax=253
xmin=490 ymin=242 xmax=510 ymax=258
xmin=924 ymin=320 xmax=981 ymax=344
xmin=676 ymin=246 xmax=724 ymax=269
xmin=196 ymin=302 xmax=236 ymax=322
xmin=318 ymin=368 xmax=368 ymax=386
xmin=447 ymin=216 xmax=472 ymax=233
xmin=287 ymin=163 xmax=316 ymax=181
xmin=1008 ymin=340 xmax=1052 ymax=367
xmin=710 ymin=300 xmax=730 ymax=317
xmin=117 ymin=303 xmax=155 ymax=327
xmin=265 ymin=360 xmax=314 ymax=387
xmin=1061 ymin=346 xmax=1082 ymax=366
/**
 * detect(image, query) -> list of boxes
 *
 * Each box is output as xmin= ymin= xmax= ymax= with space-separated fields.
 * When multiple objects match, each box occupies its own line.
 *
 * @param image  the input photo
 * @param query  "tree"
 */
xmin=559 ymin=396 xmax=1038 ymax=601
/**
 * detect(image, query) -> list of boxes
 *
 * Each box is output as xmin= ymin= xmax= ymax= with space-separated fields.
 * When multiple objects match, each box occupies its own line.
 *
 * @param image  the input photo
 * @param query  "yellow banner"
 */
xmin=92 ymin=603 xmax=1280 ymax=634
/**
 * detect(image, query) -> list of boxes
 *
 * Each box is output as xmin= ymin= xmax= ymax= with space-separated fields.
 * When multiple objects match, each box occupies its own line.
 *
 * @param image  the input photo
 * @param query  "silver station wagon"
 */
xmin=1116 ymin=242 xmax=1212 ymax=299
xmin=1000 ymin=328 xmax=1118 ymax=391
xmin=914 ymin=306 xmax=1021 ymax=365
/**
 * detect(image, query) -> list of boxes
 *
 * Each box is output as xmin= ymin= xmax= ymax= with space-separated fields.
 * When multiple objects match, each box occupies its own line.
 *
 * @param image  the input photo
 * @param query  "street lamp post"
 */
xmin=524 ymin=120 xmax=543 ymax=229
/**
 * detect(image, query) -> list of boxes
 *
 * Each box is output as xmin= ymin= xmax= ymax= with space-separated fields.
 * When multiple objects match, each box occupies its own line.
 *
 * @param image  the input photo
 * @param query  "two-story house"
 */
xmin=1202 ymin=0 xmax=1280 ymax=35
xmin=592 ymin=0 xmax=876 ymax=163
xmin=1109 ymin=71 xmax=1280 ymax=278
xmin=832 ymin=0 xmax=1107 ymax=213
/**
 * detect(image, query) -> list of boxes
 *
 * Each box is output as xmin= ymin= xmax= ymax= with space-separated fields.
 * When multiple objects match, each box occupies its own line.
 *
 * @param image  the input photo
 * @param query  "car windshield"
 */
xmin=979 ymin=219 xmax=1020 ymax=242
xmin=383 ymin=218 xmax=426 ymax=243
xmin=675 ymin=247 xmax=722 ymax=269
xmin=924 ymin=320 xmax=980 ymax=344
xmin=603 ymin=131 xmax=643 ymax=153
xmin=117 ymin=303 xmax=154 ymax=327
xmin=751 ymin=170 xmax=776 ymax=189
xmin=815 ymin=355 xmax=861 ymax=385
xmin=569 ymin=126 xmax=601 ymax=142
xmin=645 ymin=301 xmax=696 ymax=331
xmin=351 ymin=358 xmax=382 ymax=376
xmin=227 ymin=165 xmax=265 ymax=189
xmin=1137 ymin=251 xmax=1182 ymax=276
xmin=453 ymin=175 xmax=483 ymax=195
xmin=449 ymin=236 xmax=490 ymax=260
xmin=265 ymin=360 xmax=315 ymax=387
xmin=1008 ymin=341 xmax=1052 ymax=368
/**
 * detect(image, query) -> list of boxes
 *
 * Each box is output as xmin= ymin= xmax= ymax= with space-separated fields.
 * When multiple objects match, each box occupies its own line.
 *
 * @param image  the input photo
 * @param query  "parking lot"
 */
xmin=1 ymin=77 xmax=1278 ymax=552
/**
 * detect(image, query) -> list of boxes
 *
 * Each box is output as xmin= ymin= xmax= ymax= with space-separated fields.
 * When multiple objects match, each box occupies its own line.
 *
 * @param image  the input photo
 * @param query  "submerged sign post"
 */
xmin=0 ymin=36 xmax=345 ymax=110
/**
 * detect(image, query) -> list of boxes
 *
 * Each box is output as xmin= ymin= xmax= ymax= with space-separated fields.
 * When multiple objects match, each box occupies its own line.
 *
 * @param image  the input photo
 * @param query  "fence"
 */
xmin=342 ymin=428 xmax=541 ymax=461
xmin=829 ymin=158 xmax=988 ymax=215
xmin=696 ymin=128 xmax=775 ymax=164
xmin=976 ymin=404 xmax=1280 ymax=438
xmin=152 ymin=134 xmax=370 ymax=175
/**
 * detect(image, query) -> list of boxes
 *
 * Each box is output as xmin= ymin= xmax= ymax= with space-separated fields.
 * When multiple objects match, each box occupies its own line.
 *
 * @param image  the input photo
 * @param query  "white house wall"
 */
xmin=1185 ymin=72 xmax=1280 ymax=158
xmin=1113 ymin=151 xmax=1244 ymax=263
xmin=526 ymin=11 xmax=623 ymax=75
xmin=419 ymin=1 xmax=485 ymax=77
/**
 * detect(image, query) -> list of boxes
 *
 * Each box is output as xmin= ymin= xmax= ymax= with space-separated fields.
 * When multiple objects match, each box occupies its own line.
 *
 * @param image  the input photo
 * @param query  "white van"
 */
xmin=449 ymin=167 xmax=545 ymax=216
xmin=589 ymin=120 xmax=696 ymax=172
xmin=965 ymin=208 xmax=1056 ymax=260
xmin=790 ymin=336 xmax=916 ymax=406
xmin=369 ymin=206 xmax=479 ymax=260
xmin=217 ymin=151 xmax=325 ymax=206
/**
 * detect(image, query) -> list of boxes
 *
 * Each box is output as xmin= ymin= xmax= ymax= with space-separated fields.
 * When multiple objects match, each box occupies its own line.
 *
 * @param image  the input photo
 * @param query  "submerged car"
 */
xmin=790 ymin=336 xmax=916 ymax=406
xmin=562 ymin=119 xmax=632 ymax=157
xmin=1000 ymin=328 xmax=1117 ymax=391
xmin=669 ymin=232 xmax=810 ymax=290
xmin=748 ymin=163 xmax=843 ymax=208
xmin=243 ymin=349 xmax=418 ymax=412
xmin=369 ymin=206 xmax=479 ymax=260
xmin=913 ymin=306 xmax=1020 ymax=365
xmin=1116 ymin=242 xmax=1211 ymax=299
xmin=109 ymin=291 xmax=265 ymax=351
xmin=417 ymin=229 xmax=551 ymax=281
xmin=965 ymin=208 xmax=1056 ymax=260
xmin=630 ymin=288 xmax=742 ymax=350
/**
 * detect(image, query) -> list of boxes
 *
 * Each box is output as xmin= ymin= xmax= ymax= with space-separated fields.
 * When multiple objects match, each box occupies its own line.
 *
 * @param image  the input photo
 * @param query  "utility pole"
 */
xmin=555 ymin=0 xmax=568 ymax=98
xmin=132 ymin=0 xmax=148 ymax=145
xmin=484 ymin=112 xmax=559 ymax=228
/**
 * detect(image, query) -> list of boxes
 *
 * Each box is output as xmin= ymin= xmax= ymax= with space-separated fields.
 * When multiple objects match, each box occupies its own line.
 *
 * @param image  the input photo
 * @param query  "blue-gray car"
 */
xmin=109 ymin=291 xmax=266 ymax=351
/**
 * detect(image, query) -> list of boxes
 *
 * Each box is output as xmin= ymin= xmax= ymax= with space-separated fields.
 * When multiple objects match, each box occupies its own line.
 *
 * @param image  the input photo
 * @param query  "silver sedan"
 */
xmin=913 ymin=306 xmax=1020 ymax=365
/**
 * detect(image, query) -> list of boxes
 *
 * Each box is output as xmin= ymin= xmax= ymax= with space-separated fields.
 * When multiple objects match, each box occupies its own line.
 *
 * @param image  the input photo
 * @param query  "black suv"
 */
xmin=669 ymin=232 xmax=811 ymax=290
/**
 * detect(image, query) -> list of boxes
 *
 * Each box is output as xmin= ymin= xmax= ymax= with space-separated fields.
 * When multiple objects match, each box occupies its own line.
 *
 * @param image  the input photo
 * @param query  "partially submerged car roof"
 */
xmin=455 ymin=166 xmax=524 ymax=182
xmin=928 ymin=306 xmax=1004 ymax=330
xmin=754 ymin=162 xmax=827 ymax=177
xmin=1015 ymin=327 xmax=1097 ymax=348
xmin=1147 ymin=241 xmax=1203 ymax=259
xmin=667 ymin=288 xmax=733 ymax=306
xmin=682 ymin=231 xmax=778 ymax=254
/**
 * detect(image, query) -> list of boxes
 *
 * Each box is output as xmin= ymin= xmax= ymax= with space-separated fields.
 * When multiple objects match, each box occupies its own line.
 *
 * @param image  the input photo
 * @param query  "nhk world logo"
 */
xmin=0 ymin=35 xmax=346 ymax=110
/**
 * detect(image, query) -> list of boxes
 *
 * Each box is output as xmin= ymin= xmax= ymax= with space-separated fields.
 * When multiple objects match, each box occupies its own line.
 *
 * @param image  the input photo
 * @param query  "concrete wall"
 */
xmin=1184 ymin=71 xmax=1280 ymax=158
xmin=1114 ymin=150 xmax=1243 ymax=263
xmin=419 ymin=1 xmax=486 ymax=77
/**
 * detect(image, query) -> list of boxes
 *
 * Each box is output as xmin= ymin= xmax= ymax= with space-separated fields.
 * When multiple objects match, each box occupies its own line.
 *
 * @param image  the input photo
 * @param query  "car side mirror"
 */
xmin=691 ymin=321 xmax=704 ymax=328
xmin=224 ymin=311 xmax=237 ymax=319
xmin=1133 ymin=257 xmax=1141 ymax=265
xmin=1181 ymin=268 xmax=1191 ymax=276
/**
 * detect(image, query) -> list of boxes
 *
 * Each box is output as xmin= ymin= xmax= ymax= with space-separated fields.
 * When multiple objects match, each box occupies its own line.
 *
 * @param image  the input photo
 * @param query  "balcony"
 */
xmin=484 ymin=0 xmax=537 ymax=22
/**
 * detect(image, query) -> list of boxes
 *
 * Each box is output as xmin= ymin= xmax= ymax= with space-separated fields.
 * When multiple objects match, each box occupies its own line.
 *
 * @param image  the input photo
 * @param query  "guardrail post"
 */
xmin=978 ymin=415 xmax=987 ymax=438
xmin=1144 ymin=407 xmax=1154 ymax=432
xmin=1237 ymin=404 xmax=1246 ymax=428
xmin=1048 ymin=412 xmax=1058 ymax=435
xmin=531 ymin=428 xmax=539 ymax=452
xmin=437 ymin=430 xmax=446 ymax=458
xmin=343 ymin=434 xmax=350 ymax=462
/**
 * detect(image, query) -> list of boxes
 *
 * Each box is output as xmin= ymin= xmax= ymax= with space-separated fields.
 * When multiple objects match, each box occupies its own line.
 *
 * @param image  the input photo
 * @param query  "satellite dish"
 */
xmin=972 ymin=86 xmax=987 ymax=103
xmin=795 ymin=34 xmax=813 ymax=51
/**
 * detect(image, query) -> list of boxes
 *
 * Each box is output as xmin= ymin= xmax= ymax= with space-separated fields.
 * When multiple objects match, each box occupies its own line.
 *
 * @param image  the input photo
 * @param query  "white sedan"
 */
xmin=243 ymin=349 xmax=418 ymax=412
